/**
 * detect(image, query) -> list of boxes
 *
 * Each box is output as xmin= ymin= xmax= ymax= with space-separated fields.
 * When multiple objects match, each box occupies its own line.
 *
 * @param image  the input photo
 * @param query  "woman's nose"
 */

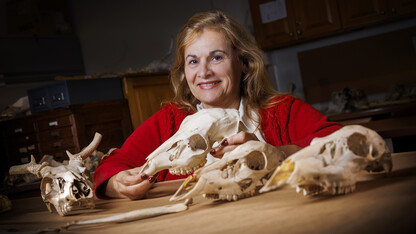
xmin=197 ymin=62 xmax=211 ymax=78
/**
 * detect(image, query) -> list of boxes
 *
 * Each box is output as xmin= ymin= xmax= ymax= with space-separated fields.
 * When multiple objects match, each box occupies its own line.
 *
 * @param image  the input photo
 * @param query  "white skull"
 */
xmin=9 ymin=133 xmax=102 ymax=216
xmin=170 ymin=141 xmax=285 ymax=202
xmin=140 ymin=108 xmax=242 ymax=176
xmin=260 ymin=125 xmax=392 ymax=196
xmin=40 ymin=164 xmax=94 ymax=216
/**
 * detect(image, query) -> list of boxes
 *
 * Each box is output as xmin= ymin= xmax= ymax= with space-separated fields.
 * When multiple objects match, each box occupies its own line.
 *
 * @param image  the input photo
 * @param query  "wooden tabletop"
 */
xmin=1 ymin=152 xmax=416 ymax=233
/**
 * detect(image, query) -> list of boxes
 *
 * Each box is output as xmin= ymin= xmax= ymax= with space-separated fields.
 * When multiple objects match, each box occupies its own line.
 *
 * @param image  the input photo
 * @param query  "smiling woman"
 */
xmin=183 ymin=29 xmax=243 ymax=109
xmin=92 ymin=10 xmax=342 ymax=200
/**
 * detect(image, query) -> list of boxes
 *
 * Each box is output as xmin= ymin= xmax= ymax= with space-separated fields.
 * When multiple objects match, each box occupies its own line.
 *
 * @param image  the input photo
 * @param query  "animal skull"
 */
xmin=9 ymin=133 xmax=102 ymax=216
xmin=170 ymin=141 xmax=285 ymax=202
xmin=260 ymin=125 xmax=392 ymax=196
xmin=140 ymin=108 xmax=242 ymax=176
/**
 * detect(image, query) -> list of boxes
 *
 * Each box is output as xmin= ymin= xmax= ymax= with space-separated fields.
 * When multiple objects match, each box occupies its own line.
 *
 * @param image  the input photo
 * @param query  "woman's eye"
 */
xmin=188 ymin=59 xmax=198 ymax=65
xmin=212 ymin=55 xmax=223 ymax=61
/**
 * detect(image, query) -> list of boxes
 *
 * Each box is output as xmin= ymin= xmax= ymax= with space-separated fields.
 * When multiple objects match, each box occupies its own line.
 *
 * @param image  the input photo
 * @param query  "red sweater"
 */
xmin=93 ymin=96 xmax=342 ymax=198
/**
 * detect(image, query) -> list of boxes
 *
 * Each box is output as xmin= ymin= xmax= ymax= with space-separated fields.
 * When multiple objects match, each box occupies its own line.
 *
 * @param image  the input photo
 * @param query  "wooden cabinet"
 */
xmin=338 ymin=0 xmax=388 ymax=29
xmin=292 ymin=0 xmax=342 ymax=40
xmin=0 ymin=99 xmax=133 ymax=179
xmin=122 ymin=72 xmax=174 ymax=129
xmin=338 ymin=0 xmax=416 ymax=29
xmin=250 ymin=0 xmax=416 ymax=49
xmin=250 ymin=0 xmax=341 ymax=49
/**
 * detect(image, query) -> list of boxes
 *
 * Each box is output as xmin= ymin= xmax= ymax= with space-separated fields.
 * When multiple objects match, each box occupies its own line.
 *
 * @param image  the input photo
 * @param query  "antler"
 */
xmin=9 ymin=155 xmax=49 ymax=178
xmin=66 ymin=132 xmax=102 ymax=161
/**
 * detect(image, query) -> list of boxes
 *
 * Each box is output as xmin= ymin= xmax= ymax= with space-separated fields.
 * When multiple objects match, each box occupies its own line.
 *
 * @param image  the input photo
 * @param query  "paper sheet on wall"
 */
xmin=259 ymin=0 xmax=287 ymax=24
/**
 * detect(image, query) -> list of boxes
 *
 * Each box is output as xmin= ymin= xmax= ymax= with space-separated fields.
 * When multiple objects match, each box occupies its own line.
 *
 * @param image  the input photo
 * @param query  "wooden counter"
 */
xmin=1 ymin=152 xmax=415 ymax=233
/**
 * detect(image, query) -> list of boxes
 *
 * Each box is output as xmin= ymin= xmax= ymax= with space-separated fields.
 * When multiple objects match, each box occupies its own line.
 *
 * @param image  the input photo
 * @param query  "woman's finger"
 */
xmin=227 ymin=131 xmax=258 ymax=144
xmin=210 ymin=131 xmax=259 ymax=158
xmin=120 ymin=175 xmax=157 ymax=200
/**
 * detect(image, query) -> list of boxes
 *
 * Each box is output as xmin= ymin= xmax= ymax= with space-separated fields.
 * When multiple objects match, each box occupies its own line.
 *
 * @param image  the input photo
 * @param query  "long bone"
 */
xmin=63 ymin=199 xmax=192 ymax=229
xmin=140 ymin=108 xmax=243 ymax=176
xmin=170 ymin=141 xmax=285 ymax=202
xmin=260 ymin=125 xmax=392 ymax=196
xmin=9 ymin=132 xmax=102 ymax=216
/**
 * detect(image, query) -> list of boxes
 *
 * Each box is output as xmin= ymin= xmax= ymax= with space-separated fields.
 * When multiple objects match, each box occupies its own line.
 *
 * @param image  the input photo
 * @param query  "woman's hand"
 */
xmin=104 ymin=167 xmax=157 ymax=200
xmin=210 ymin=131 xmax=259 ymax=158
xmin=209 ymin=131 xmax=302 ymax=159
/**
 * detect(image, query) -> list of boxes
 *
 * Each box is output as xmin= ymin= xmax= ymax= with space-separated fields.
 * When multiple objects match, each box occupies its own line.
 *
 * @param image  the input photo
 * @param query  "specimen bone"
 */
xmin=63 ymin=199 xmax=192 ymax=229
xmin=9 ymin=132 xmax=102 ymax=216
xmin=260 ymin=125 xmax=392 ymax=196
xmin=170 ymin=141 xmax=285 ymax=202
xmin=140 ymin=108 xmax=242 ymax=176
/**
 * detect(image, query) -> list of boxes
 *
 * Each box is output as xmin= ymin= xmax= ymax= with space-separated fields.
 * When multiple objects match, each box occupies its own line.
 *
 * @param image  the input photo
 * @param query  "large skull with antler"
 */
xmin=170 ymin=141 xmax=285 ymax=202
xmin=260 ymin=125 xmax=392 ymax=196
xmin=140 ymin=108 xmax=242 ymax=176
xmin=9 ymin=133 xmax=102 ymax=216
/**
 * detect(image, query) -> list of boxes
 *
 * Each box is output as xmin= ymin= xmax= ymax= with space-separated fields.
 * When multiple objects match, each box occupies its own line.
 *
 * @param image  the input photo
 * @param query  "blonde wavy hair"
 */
xmin=170 ymin=10 xmax=281 ymax=116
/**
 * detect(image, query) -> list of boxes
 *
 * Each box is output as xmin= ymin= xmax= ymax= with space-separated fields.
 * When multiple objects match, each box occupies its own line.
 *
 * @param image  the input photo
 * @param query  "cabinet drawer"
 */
xmin=38 ymin=127 xmax=73 ymax=142
xmin=36 ymin=115 xmax=73 ymax=131
xmin=4 ymin=119 xmax=35 ymax=137
xmin=38 ymin=136 xmax=76 ymax=153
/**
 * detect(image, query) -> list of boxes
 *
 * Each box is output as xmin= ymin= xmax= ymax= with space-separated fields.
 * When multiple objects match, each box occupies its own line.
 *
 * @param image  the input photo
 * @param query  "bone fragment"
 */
xmin=63 ymin=199 xmax=192 ymax=229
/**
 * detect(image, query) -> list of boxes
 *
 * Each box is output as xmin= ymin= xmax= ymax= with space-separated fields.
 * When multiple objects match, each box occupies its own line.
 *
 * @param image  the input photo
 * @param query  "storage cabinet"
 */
xmin=250 ymin=0 xmax=341 ymax=49
xmin=249 ymin=0 xmax=416 ymax=49
xmin=338 ymin=0 xmax=416 ymax=29
xmin=122 ymin=72 xmax=174 ymax=129
xmin=0 ymin=99 xmax=133 ymax=181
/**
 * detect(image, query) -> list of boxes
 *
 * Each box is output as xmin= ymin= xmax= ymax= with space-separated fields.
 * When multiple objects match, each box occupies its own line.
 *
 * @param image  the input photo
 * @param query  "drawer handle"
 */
xmin=27 ymin=144 xmax=36 ymax=151
xmin=19 ymin=147 xmax=28 ymax=153
xmin=14 ymin=128 xmax=23 ymax=133
xmin=49 ymin=121 xmax=59 ymax=127
xmin=33 ymin=97 xmax=46 ymax=107
xmin=52 ymin=92 xmax=65 ymax=102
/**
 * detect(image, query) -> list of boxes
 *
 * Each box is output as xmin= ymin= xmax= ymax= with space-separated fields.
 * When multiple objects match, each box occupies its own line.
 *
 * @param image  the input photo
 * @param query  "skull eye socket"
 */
xmin=347 ymin=133 xmax=369 ymax=157
xmin=188 ymin=134 xmax=207 ymax=150
xmin=246 ymin=151 xmax=266 ymax=170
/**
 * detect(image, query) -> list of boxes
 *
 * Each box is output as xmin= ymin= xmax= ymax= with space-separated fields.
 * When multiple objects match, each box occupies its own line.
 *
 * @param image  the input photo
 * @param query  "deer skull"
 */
xmin=9 ymin=133 xmax=102 ymax=216
xmin=260 ymin=125 xmax=392 ymax=196
xmin=140 ymin=108 xmax=242 ymax=176
xmin=170 ymin=141 xmax=285 ymax=202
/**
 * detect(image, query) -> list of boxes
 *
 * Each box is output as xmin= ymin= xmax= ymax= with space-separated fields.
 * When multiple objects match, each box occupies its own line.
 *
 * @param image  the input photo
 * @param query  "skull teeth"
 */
xmin=169 ymin=160 xmax=207 ymax=175
xmin=296 ymin=182 xmax=356 ymax=196
xmin=202 ymin=191 xmax=256 ymax=201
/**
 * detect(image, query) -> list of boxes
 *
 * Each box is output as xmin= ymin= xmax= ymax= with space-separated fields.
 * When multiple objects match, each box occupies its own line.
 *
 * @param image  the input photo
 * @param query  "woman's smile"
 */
xmin=198 ymin=81 xmax=221 ymax=89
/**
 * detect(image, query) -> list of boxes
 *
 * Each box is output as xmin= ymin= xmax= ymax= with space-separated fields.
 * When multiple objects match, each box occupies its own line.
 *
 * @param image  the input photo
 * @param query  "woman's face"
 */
xmin=184 ymin=28 xmax=244 ymax=109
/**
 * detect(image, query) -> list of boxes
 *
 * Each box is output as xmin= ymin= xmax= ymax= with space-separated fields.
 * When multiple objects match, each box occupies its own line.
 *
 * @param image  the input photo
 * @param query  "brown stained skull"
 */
xmin=170 ymin=141 xmax=285 ymax=202
xmin=261 ymin=125 xmax=392 ymax=196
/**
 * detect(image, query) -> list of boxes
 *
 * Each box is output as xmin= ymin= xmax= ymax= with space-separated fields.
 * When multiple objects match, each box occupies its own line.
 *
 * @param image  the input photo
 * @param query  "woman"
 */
xmin=93 ymin=10 xmax=342 ymax=200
